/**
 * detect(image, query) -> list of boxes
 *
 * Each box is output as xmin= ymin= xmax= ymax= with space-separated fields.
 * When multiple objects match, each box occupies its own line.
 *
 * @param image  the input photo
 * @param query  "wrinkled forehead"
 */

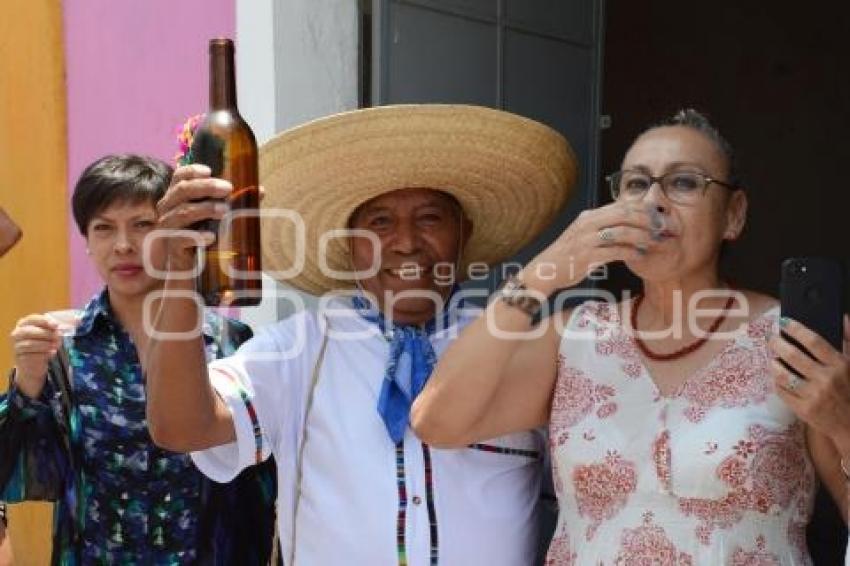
xmin=622 ymin=126 xmax=729 ymax=174
xmin=349 ymin=187 xmax=464 ymax=223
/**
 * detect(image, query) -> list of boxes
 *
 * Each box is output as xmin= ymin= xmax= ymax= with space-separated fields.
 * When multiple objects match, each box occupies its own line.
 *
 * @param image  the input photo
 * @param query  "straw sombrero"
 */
xmin=259 ymin=104 xmax=577 ymax=295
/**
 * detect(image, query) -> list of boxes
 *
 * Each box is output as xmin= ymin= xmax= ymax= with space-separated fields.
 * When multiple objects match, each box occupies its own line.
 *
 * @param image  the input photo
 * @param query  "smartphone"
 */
xmin=780 ymin=257 xmax=844 ymax=351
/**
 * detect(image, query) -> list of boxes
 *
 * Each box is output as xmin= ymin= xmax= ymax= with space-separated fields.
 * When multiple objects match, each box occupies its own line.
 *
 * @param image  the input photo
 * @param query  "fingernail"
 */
xmin=214 ymin=202 xmax=230 ymax=214
xmin=779 ymin=316 xmax=790 ymax=328
xmin=194 ymin=164 xmax=211 ymax=175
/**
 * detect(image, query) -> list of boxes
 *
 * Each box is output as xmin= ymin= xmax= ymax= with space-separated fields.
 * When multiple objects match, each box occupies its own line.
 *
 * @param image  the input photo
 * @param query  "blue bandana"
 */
xmin=352 ymin=290 xmax=460 ymax=445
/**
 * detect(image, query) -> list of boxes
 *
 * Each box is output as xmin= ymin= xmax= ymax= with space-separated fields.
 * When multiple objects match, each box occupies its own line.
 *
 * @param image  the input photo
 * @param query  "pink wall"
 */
xmin=63 ymin=1 xmax=235 ymax=305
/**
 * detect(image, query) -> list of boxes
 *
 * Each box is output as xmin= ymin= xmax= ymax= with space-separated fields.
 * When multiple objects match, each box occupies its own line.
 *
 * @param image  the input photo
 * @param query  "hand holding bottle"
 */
xmin=155 ymin=164 xmax=233 ymax=274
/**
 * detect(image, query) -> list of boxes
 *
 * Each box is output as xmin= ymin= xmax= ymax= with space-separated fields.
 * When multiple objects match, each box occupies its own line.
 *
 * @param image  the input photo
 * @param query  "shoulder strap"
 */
xmin=47 ymin=346 xmax=75 ymax=457
xmin=286 ymin=317 xmax=331 ymax=566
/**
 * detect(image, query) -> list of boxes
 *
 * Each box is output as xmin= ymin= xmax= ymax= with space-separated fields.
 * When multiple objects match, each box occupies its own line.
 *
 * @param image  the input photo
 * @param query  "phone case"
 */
xmin=780 ymin=257 xmax=844 ymax=350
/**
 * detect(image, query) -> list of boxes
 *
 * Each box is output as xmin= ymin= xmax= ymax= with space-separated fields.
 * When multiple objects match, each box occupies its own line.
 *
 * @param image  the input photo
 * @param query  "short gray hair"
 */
xmin=653 ymin=108 xmax=741 ymax=189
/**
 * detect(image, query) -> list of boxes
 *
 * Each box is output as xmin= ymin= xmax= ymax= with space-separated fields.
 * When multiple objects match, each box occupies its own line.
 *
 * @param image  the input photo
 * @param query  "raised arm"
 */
xmin=411 ymin=289 xmax=561 ymax=447
xmin=144 ymin=165 xmax=236 ymax=452
xmin=412 ymin=203 xmax=656 ymax=447
xmin=3 ymin=317 xmax=69 ymax=500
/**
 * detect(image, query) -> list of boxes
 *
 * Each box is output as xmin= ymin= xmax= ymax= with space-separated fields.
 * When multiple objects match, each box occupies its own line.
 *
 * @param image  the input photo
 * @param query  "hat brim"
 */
xmin=259 ymin=104 xmax=578 ymax=295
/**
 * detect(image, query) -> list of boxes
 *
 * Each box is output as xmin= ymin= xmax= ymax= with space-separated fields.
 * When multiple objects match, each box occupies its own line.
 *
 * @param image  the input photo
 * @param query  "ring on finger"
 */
xmin=786 ymin=373 xmax=804 ymax=392
xmin=598 ymin=227 xmax=616 ymax=242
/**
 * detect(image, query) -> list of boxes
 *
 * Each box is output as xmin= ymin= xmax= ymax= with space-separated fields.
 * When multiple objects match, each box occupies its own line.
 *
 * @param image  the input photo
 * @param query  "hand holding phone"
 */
xmin=780 ymin=257 xmax=844 ymax=351
xmin=769 ymin=257 xmax=850 ymax=453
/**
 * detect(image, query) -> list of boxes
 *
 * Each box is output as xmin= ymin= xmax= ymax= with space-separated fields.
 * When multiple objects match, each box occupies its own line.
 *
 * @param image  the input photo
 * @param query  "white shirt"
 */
xmin=192 ymin=298 xmax=543 ymax=565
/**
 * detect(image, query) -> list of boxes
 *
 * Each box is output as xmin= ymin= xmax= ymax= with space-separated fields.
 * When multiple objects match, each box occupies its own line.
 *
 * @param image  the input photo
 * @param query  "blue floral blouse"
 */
xmin=0 ymin=290 xmax=277 ymax=565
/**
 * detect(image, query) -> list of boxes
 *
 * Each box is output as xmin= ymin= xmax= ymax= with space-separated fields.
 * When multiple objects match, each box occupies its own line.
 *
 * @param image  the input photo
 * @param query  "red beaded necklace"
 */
xmin=631 ymin=293 xmax=736 ymax=361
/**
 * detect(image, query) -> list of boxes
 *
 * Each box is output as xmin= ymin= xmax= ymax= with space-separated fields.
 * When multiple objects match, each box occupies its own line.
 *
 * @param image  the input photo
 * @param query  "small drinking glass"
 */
xmin=45 ymin=309 xmax=84 ymax=336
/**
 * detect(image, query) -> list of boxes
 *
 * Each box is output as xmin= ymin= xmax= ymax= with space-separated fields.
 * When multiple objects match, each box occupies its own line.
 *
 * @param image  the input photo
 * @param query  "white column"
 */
xmin=273 ymin=0 xmax=359 ymax=131
xmin=237 ymin=0 xmax=360 ymax=325
xmin=236 ymin=0 xmax=282 ymax=328
xmin=237 ymin=0 xmax=277 ymax=144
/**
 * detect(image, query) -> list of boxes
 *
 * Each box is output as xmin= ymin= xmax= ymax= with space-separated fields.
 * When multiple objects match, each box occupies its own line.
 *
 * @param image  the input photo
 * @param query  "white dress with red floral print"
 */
xmin=546 ymin=301 xmax=815 ymax=565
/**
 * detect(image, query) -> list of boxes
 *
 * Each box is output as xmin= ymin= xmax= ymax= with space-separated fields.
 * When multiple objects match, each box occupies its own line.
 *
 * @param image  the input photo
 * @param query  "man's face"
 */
xmin=348 ymin=188 xmax=471 ymax=325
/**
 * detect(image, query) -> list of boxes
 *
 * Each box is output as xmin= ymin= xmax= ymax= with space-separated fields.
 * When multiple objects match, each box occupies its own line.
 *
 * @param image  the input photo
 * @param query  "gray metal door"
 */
xmin=371 ymin=0 xmax=605 ymax=273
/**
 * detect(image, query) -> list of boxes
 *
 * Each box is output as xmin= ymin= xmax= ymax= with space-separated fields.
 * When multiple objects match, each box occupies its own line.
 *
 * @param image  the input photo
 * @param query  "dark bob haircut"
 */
xmin=72 ymin=154 xmax=173 ymax=235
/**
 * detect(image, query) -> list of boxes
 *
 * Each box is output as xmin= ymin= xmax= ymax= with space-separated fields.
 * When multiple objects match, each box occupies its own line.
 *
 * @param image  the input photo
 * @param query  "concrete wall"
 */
xmin=272 ymin=0 xmax=360 ymax=131
xmin=237 ymin=0 xmax=278 ymax=145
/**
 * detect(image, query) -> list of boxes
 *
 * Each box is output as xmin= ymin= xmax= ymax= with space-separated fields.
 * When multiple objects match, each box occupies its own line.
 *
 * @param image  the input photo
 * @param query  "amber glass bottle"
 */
xmin=191 ymin=38 xmax=262 ymax=306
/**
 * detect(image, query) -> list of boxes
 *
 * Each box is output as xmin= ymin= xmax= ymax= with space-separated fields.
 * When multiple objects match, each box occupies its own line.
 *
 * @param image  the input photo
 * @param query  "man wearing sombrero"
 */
xmin=146 ymin=104 xmax=576 ymax=564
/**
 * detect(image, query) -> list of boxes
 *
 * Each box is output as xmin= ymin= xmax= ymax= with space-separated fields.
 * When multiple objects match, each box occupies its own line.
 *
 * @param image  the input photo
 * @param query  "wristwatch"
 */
xmin=496 ymin=274 xmax=543 ymax=318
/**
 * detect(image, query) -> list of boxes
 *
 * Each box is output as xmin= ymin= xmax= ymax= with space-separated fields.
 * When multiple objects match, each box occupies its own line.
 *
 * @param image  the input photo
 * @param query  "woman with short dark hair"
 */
xmin=0 ymin=154 xmax=277 ymax=564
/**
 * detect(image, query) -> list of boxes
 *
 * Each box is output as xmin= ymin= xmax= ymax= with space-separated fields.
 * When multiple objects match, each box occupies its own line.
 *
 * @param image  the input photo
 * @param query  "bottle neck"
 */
xmin=209 ymin=41 xmax=237 ymax=110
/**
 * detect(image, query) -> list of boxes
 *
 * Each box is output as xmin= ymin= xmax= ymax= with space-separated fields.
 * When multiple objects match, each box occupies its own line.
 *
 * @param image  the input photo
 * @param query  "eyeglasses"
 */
xmin=606 ymin=170 xmax=737 ymax=204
